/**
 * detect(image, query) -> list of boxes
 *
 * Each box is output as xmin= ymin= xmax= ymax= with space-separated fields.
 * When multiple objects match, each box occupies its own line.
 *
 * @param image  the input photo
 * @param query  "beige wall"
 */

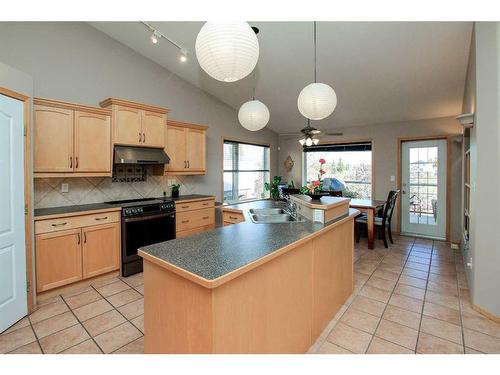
xmin=465 ymin=22 xmax=500 ymax=316
xmin=0 ymin=22 xmax=279 ymax=203
xmin=278 ymin=116 xmax=463 ymax=241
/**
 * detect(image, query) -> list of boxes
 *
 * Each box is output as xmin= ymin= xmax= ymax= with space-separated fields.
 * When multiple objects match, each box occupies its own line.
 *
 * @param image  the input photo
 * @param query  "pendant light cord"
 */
xmin=252 ymin=71 xmax=256 ymax=100
xmin=313 ymin=21 xmax=317 ymax=83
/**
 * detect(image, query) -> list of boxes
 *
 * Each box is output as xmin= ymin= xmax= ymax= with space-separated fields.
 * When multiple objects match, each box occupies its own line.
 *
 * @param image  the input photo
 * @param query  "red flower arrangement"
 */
xmin=300 ymin=158 xmax=326 ymax=194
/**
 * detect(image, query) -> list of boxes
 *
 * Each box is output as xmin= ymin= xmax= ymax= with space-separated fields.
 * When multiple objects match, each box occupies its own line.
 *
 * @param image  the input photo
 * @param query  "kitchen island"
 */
xmin=139 ymin=197 xmax=358 ymax=353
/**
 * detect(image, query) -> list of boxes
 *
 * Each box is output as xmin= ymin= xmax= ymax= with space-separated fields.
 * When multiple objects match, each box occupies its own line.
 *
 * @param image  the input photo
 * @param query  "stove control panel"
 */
xmin=122 ymin=200 xmax=176 ymax=217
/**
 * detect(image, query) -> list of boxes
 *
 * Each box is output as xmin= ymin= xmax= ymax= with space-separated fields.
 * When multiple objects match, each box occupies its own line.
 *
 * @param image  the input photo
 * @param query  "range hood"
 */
xmin=113 ymin=145 xmax=170 ymax=165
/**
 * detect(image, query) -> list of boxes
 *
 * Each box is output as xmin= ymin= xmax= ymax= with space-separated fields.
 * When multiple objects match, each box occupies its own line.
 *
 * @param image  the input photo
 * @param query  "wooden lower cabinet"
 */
xmin=222 ymin=210 xmax=245 ymax=225
xmin=142 ymin=214 xmax=355 ymax=353
xmin=82 ymin=223 xmax=120 ymax=279
xmin=35 ymin=209 xmax=121 ymax=293
xmin=175 ymin=198 xmax=215 ymax=238
xmin=35 ymin=228 xmax=83 ymax=293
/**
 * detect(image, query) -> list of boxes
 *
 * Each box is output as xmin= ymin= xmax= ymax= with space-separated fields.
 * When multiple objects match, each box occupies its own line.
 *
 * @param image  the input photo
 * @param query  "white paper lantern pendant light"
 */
xmin=297 ymin=22 xmax=337 ymax=120
xmin=238 ymin=71 xmax=270 ymax=131
xmin=195 ymin=22 xmax=259 ymax=83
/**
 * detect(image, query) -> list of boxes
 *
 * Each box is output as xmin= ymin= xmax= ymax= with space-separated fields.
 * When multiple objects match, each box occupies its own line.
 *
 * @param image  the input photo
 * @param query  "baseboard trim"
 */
xmin=472 ymin=303 xmax=500 ymax=323
xmin=35 ymin=270 xmax=120 ymax=306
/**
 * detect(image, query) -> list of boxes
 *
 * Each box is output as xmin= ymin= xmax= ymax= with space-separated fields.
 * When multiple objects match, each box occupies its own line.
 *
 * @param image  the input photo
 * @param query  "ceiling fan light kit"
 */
xmin=195 ymin=22 xmax=259 ymax=82
xmin=299 ymin=120 xmax=321 ymax=146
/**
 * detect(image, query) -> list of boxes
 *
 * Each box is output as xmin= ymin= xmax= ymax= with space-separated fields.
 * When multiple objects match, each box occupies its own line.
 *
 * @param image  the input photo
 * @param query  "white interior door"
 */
xmin=401 ymin=139 xmax=447 ymax=239
xmin=0 ymin=93 xmax=27 ymax=332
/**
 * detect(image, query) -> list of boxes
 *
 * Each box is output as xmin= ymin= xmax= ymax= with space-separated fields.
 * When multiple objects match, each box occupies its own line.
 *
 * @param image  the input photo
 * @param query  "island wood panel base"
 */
xmin=143 ymin=218 xmax=354 ymax=353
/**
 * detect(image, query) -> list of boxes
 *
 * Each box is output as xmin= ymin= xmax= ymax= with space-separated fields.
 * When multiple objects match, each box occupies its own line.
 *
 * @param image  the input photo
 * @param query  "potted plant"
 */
xmin=300 ymin=158 xmax=327 ymax=199
xmin=171 ymin=183 xmax=180 ymax=198
xmin=264 ymin=175 xmax=282 ymax=200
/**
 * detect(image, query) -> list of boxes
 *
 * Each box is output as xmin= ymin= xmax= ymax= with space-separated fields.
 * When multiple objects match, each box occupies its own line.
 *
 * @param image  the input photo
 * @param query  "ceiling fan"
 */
xmin=298 ymin=121 xmax=343 ymax=145
xmin=299 ymin=120 xmax=321 ymax=146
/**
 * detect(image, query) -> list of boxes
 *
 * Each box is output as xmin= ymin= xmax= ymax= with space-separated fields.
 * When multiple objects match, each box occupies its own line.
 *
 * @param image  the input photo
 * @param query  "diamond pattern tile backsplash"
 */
xmin=34 ymin=170 xmax=194 ymax=209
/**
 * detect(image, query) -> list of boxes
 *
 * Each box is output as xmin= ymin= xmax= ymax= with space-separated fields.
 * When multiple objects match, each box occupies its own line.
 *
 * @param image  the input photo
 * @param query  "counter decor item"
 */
xmin=300 ymin=158 xmax=326 ymax=199
xmin=171 ymin=183 xmax=180 ymax=198
xmin=264 ymin=175 xmax=282 ymax=199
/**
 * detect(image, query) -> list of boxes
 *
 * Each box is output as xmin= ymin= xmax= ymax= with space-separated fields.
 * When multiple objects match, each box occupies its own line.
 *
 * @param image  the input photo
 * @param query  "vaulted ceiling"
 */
xmin=90 ymin=22 xmax=473 ymax=134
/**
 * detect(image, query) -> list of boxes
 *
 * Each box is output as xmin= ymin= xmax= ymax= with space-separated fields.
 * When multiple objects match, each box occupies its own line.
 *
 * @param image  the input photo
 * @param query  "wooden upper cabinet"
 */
xmin=74 ymin=111 xmax=111 ymax=172
xmin=100 ymin=98 xmax=169 ymax=148
xmin=141 ymin=110 xmax=166 ymax=148
xmin=186 ymin=128 xmax=206 ymax=171
xmin=82 ymin=222 xmax=120 ymax=279
xmin=34 ymin=104 xmax=74 ymax=173
xmin=33 ymin=98 xmax=112 ymax=177
xmin=114 ymin=105 xmax=142 ymax=146
xmin=166 ymin=125 xmax=187 ymax=171
xmin=35 ymin=228 xmax=83 ymax=293
xmin=163 ymin=120 xmax=208 ymax=175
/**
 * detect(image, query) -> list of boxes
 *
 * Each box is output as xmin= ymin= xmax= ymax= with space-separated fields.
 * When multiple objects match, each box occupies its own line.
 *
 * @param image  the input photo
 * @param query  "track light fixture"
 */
xmin=150 ymin=31 xmax=160 ymax=44
xmin=141 ymin=22 xmax=189 ymax=63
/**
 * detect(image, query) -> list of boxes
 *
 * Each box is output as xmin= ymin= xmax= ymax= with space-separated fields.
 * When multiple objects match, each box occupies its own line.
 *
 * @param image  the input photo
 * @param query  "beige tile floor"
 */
xmin=309 ymin=235 xmax=500 ymax=354
xmin=1 ymin=234 xmax=500 ymax=354
xmin=0 ymin=273 xmax=145 ymax=354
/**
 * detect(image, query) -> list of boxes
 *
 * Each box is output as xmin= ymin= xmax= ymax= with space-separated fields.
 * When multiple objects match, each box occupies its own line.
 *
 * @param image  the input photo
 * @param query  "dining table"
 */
xmin=349 ymin=198 xmax=386 ymax=249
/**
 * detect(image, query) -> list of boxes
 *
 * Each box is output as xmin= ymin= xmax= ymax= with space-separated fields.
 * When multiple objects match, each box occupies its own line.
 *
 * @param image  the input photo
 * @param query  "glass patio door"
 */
xmin=401 ymin=139 xmax=447 ymax=239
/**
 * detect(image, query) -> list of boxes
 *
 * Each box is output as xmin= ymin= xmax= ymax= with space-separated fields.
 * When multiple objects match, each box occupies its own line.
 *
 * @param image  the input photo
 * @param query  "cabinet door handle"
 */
xmin=229 ymin=216 xmax=239 ymax=220
xmin=51 ymin=222 xmax=67 ymax=227
xmin=139 ymin=132 xmax=142 ymax=142
xmin=143 ymin=133 xmax=146 ymax=143
xmin=202 ymin=216 xmax=209 ymax=220
xmin=184 ymin=160 xmax=187 ymax=168
xmin=77 ymin=233 xmax=81 ymax=245
xmin=84 ymin=232 xmax=87 ymax=243
xmin=187 ymin=160 xmax=190 ymax=168
xmin=75 ymin=156 xmax=78 ymax=169
xmin=202 ymin=202 xmax=209 ymax=206
xmin=181 ymin=205 xmax=189 ymax=209
xmin=94 ymin=216 xmax=108 ymax=221
xmin=69 ymin=156 xmax=72 ymax=168
xmin=181 ymin=220 xmax=189 ymax=224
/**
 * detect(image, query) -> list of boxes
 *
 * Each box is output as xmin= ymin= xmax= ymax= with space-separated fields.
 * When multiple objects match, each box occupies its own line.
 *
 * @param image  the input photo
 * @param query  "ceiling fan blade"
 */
xmin=324 ymin=132 xmax=344 ymax=136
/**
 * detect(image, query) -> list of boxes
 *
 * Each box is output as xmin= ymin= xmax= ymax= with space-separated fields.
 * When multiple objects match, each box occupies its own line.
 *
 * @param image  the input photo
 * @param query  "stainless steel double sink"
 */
xmin=248 ymin=208 xmax=305 ymax=223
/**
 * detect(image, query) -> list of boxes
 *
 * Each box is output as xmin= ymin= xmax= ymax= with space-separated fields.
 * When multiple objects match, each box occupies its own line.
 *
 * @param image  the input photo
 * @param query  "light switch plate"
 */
xmin=390 ymin=175 xmax=395 ymax=182
xmin=61 ymin=183 xmax=69 ymax=193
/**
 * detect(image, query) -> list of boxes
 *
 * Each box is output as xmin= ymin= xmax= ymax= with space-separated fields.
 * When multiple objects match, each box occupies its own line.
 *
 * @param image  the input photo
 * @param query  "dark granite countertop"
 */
xmin=34 ymin=194 xmax=216 ymax=218
xmin=140 ymin=200 xmax=358 ymax=284
xmin=34 ymin=202 xmax=122 ymax=218
xmin=171 ymin=194 xmax=215 ymax=202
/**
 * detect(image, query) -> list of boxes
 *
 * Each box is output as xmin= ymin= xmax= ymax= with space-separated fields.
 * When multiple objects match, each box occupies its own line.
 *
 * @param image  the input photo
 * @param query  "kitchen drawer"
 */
xmin=175 ymin=199 xmax=215 ymax=212
xmin=176 ymin=207 xmax=214 ymax=232
xmin=222 ymin=210 xmax=245 ymax=224
xmin=73 ymin=211 xmax=120 ymax=228
xmin=35 ymin=216 xmax=79 ymax=234
xmin=35 ymin=210 xmax=120 ymax=234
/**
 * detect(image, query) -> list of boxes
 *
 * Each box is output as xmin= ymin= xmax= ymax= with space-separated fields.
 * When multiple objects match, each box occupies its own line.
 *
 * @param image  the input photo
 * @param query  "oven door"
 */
xmin=122 ymin=212 xmax=176 ymax=265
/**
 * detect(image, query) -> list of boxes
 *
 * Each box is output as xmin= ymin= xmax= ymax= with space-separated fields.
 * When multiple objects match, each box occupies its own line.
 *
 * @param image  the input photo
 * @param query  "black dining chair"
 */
xmin=355 ymin=190 xmax=400 ymax=248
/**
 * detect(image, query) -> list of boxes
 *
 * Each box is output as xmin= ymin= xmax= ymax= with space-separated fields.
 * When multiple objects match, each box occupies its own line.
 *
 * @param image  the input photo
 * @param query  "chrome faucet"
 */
xmin=285 ymin=198 xmax=298 ymax=218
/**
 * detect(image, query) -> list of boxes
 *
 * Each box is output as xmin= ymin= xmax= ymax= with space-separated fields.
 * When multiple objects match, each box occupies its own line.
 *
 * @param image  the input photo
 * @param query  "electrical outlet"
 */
xmin=450 ymin=243 xmax=459 ymax=250
xmin=61 ymin=183 xmax=69 ymax=193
